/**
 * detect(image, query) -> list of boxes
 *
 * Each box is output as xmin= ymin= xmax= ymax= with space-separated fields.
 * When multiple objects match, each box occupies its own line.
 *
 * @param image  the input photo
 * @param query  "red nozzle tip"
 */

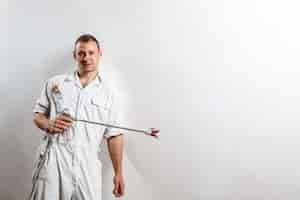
xmin=150 ymin=128 xmax=160 ymax=138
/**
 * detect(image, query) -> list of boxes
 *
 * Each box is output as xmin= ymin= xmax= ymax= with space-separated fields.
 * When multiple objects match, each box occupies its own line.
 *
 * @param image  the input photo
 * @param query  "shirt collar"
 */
xmin=64 ymin=70 xmax=102 ymax=87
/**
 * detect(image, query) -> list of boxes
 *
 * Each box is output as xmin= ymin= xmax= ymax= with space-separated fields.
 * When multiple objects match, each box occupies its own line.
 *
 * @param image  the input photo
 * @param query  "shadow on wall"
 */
xmin=0 ymin=51 xmax=73 ymax=200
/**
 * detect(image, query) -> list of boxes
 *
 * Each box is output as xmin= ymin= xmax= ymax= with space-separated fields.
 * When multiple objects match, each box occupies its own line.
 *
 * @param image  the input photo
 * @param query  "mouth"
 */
xmin=82 ymin=63 xmax=93 ymax=66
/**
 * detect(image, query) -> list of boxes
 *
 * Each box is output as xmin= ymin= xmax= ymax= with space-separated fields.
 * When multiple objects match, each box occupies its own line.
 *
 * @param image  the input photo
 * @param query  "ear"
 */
xmin=99 ymin=48 xmax=102 ymax=56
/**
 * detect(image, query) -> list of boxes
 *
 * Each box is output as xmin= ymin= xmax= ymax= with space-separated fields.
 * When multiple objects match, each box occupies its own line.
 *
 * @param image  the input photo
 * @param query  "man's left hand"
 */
xmin=113 ymin=173 xmax=125 ymax=197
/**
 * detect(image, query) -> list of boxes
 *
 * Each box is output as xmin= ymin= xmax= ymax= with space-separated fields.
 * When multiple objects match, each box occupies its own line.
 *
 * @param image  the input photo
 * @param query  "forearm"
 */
xmin=33 ymin=113 xmax=50 ymax=132
xmin=107 ymin=134 xmax=124 ymax=175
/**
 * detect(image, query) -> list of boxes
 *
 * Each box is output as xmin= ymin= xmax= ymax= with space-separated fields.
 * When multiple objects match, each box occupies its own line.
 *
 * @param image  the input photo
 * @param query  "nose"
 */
xmin=82 ymin=54 xmax=90 ymax=61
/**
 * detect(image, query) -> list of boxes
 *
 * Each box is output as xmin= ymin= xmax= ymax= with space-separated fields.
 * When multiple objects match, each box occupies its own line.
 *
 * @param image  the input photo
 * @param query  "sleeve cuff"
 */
xmin=103 ymin=127 xmax=123 ymax=139
xmin=33 ymin=103 xmax=49 ymax=114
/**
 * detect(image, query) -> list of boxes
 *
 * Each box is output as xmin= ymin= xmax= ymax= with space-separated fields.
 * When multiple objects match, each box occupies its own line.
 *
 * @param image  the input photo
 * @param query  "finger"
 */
xmin=56 ymin=119 xmax=72 ymax=127
xmin=55 ymin=120 xmax=72 ymax=128
xmin=116 ymin=183 xmax=124 ymax=197
xmin=59 ymin=115 xmax=73 ymax=123
xmin=118 ymin=183 xmax=124 ymax=196
xmin=120 ymin=182 xmax=125 ymax=196
xmin=54 ymin=122 xmax=68 ymax=130
xmin=113 ymin=183 xmax=120 ymax=197
xmin=113 ymin=188 xmax=118 ymax=197
xmin=56 ymin=114 xmax=71 ymax=121
xmin=48 ymin=126 xmax=64 ymax=134
xmin=53 ymin=127 xmax=64 ymax=133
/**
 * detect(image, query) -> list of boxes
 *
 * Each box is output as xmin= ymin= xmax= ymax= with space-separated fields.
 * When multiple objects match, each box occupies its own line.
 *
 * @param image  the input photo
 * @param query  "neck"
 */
xmin=77 ymin=70 xmax=99 ymax=87
xmin=78 ymin=69 xmax=99 ymax=78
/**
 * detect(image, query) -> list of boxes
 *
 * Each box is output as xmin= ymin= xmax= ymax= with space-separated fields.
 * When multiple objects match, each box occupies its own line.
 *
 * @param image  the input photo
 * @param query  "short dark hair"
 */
xmin=73 ymin=33 xmax=100 ymax=52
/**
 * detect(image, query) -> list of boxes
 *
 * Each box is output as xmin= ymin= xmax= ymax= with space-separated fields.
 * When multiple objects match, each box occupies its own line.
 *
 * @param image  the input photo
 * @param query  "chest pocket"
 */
xmin=52 ymin=92 xmax=69 ymax=114
xmin=85 ymin=96 xmax=110 ymax=122
xmin=50 ymin=83 xmax=76 ymax=117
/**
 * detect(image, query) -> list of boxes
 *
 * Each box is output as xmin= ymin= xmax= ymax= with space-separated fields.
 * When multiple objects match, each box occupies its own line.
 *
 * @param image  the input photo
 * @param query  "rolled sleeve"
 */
xmin=103 ymin=93 xmax=123 ymax=139
xmin=33 ymin=81 xmax=50 ymax=115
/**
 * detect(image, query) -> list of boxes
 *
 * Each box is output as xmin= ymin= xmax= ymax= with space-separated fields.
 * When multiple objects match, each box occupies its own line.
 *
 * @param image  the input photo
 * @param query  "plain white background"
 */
xmin=1 ymin=0 xmax=300 ymax=199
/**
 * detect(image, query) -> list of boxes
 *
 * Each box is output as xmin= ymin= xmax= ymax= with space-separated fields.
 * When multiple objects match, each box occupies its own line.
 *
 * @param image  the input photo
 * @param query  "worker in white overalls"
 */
xmin=29 ymin=34 xmax=125 ymax=199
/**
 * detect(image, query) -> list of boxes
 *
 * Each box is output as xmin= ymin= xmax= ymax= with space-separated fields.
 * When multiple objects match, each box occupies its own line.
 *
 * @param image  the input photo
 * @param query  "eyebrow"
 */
xmin=77 ymin=49 xmax=95 ymax=53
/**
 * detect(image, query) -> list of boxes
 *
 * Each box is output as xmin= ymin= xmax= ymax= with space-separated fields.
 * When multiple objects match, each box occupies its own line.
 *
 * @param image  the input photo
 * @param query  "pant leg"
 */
xmin=29 ymin=144 xmax=73 ymax=200
xmin=74 ymin=150 xmax=103 ymax=200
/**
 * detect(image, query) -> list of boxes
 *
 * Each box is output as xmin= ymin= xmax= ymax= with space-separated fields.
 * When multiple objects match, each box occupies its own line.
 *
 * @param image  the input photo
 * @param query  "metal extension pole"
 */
xmin=73 ymin=118 xmax=160 ymax=138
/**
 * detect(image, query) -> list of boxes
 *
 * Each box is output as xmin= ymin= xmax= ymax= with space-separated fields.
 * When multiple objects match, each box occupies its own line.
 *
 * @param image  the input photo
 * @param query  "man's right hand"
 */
xmin=46 ymin=114 xmax=73 ymax=134
xmin=33 ymin=113 xmax=73 ymax=134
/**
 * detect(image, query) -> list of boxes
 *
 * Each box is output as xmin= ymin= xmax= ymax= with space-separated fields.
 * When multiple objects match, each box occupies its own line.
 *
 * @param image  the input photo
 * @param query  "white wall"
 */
xmin=1 ymin=0 xmax=300 ymax=199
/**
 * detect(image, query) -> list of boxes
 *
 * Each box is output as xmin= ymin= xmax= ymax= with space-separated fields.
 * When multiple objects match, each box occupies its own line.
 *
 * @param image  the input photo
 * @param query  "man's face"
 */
xmin=74 ymin=41 xmax=101 ymax=73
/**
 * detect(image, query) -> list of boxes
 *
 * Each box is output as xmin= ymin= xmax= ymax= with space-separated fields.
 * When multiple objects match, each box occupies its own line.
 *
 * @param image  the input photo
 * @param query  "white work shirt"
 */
xmin=29 ymin=71 xmax=122 ymax=200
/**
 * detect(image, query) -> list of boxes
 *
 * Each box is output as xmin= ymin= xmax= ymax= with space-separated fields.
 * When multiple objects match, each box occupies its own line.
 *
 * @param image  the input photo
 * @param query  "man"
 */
xmin=29 ymin=34 xmax=125 ymax=199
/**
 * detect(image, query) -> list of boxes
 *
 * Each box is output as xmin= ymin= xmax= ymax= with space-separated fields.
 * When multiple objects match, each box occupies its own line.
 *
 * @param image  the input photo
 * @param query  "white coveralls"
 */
xmin=29 ymin=71 xmax=122 ymax=200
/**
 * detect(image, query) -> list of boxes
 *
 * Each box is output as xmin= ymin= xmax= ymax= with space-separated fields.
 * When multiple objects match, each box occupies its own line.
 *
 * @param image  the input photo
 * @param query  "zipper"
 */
xmin=72 ymin=88 xmax=81 ymax=191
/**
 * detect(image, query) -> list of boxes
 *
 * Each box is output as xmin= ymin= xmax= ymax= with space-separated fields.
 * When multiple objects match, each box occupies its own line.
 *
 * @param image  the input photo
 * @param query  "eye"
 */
xmin=78 ymin=51 xmax=84 ymax=57
xmin=88 ymin=51 xmax=94 ymax=55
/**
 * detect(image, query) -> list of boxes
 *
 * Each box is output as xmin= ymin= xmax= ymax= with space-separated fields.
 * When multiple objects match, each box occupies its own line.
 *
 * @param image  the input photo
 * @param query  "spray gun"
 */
xmin=60 ymin=111 xmax=160 ymax=139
